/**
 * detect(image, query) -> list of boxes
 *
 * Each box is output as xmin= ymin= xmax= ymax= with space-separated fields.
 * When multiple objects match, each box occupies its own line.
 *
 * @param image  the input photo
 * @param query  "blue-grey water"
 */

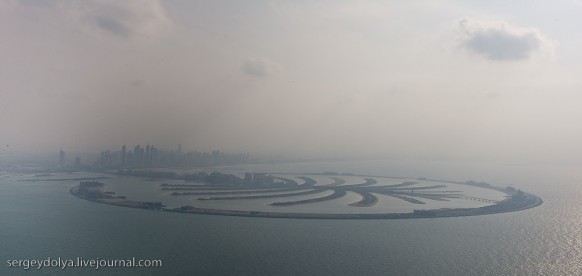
xmin=0 ymin=160 xmax=580 ymax=275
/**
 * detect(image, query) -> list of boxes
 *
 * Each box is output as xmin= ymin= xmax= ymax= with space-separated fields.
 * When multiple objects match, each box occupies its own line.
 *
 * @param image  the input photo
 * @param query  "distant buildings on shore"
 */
xmin=244 ymin=173 xmax=275 ymax=185
xmin=57 ymin=145 xmax=250 ymax=170
xmin=59 ymin=149 xmax=65 ymax=167
xmin=206 ymin=172 xmax=277 ymax=186
xmin=132 ymin=170 xmax=282 ymax=187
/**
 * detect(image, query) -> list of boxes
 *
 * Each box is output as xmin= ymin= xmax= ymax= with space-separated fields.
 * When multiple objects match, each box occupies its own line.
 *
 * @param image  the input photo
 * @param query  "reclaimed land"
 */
xmin=166 ymin=192 xmax=542 ymax=219
xmin=171 ymin=187 xmax=303 ymax=196
xmin=197 ymin=188 xmax=326 ymax=200
xmin=347 ymin=190 xmax=378 ymax=207
xmin=345 ymin=178 xmax=377 ymax=187
xmin=70 ymin=187 xmax=164 ymax=210
xmin=297 ymin=176 xmax=316 ymax=187
xmin=326 ymin=177 xmax=347 ymax=186
xmin=71 ymin=185 xmax=543 ymax=220
xmin=271 ymin=189 xmax=347 ymax=206
xmin=23 ymin=176 xmax=110 ymax=182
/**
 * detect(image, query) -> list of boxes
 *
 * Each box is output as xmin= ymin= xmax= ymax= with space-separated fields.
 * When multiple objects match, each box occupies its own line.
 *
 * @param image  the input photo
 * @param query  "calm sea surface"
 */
xmin=1 ymin=160 xmax=580 ymax=275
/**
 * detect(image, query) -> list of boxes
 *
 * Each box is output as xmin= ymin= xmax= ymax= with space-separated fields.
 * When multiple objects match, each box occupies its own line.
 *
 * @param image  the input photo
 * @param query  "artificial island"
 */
xmin=69 ymin=170 xmax=543 ymax=219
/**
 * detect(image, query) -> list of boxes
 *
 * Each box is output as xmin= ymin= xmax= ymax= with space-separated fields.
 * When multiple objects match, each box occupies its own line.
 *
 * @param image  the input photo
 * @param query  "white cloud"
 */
xmin=455 ymin=18 xmax=554 ymax=61
xmin=241 ymin=57 xmax=281 ymax=77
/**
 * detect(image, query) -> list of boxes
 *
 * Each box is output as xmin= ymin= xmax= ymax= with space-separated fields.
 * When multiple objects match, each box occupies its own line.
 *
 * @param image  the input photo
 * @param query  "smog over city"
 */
xmin=2 ymin=1 xmax=581 ymax=164
xmin=1 ymin=1 xmax=581 ymax=275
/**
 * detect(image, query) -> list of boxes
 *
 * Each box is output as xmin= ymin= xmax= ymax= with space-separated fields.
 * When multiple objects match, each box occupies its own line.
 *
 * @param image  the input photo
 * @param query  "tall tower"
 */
xmin=178 ymin=143 xmax=182 ymax=153
xmin=59 ymin=149 xmax=65 ymax=167
xmin=121 ymin=145 xmax=126 ymax=166
xmin=146 ymin=145 xmax=152 ymax=165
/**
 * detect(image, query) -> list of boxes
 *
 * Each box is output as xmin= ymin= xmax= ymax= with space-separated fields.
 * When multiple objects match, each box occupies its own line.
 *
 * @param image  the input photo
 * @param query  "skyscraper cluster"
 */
xmin=97 ymin=145 xmax=249 ymax=169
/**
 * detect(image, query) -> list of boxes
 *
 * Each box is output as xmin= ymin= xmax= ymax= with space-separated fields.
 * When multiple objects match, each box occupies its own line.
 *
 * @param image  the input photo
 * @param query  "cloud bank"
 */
xmin=456 ymin=18 xmax=554 ymax=61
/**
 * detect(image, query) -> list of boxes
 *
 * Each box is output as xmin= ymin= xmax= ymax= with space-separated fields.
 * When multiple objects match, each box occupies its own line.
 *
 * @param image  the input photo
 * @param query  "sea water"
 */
xmin=0 ymin=159 xmax=579 ymax=275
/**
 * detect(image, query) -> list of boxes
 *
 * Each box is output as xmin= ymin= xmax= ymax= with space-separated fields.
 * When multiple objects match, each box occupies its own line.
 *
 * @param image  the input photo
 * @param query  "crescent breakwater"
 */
xmin=69 ymin=172 xmax=543 ymax=219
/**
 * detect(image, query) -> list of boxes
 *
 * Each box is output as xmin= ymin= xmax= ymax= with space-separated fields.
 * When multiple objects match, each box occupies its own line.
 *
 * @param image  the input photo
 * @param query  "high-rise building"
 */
xmin=121 ymin=145 xmax=126 ymax=166
xmin=245 ymin=173 xmax=253 ymax=184
xmin=134 ymin=145 xmax=142 ymax=167
xmin=96 ymin=144 xmax=249 ymax=169
xmin=59 ymin=149 xmax=65 ymax=167
xmin=146 ymin=145 xmax=151 ymax=165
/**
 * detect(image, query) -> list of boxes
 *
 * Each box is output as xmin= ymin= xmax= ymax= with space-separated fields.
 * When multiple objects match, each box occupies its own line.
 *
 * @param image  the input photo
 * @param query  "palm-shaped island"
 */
xmin=71 ymin=171 xmax=542 ymax=219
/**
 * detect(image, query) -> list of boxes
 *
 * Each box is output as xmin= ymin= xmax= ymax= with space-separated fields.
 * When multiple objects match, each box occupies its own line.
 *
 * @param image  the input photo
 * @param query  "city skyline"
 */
xmin=56 ymin=144 xmax=250 ymax=169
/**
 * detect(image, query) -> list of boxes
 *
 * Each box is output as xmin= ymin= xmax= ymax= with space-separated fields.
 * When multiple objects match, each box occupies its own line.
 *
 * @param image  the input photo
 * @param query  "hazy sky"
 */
xmin=2 ymin=0 xmax=582 ymax=162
